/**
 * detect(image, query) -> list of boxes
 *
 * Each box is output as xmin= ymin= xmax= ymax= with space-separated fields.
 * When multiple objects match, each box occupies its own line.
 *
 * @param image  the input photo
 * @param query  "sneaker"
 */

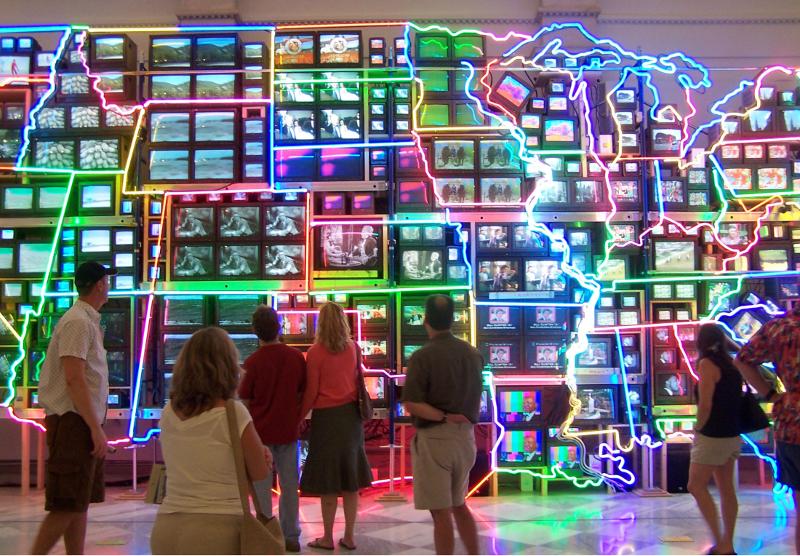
xmin=285 ymin=540 xmax=301 ymax=553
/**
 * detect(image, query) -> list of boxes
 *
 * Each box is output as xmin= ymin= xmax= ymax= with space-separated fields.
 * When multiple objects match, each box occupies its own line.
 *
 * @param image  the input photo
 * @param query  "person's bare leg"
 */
xmin=452 ymin=503 xmax=479 ymax=554
xmin=31 ymin=512 xmax=81 ymax=554
xmin=712 ymin=459 xmax=738 ymax=554
xmin=341 ymin=491 xmax=358 ymax=547
xmin=430 ymin=508 xmax=455 ymax=555
xmin=63 ymin=511 xmax=88 ymax=555
xmin=688 ymin=463 xmax=722 ymax=548
xmin=793 ymin=490 xmax=800 ymax=555
xmin=315 ymin=495 xmax=337 ymax=548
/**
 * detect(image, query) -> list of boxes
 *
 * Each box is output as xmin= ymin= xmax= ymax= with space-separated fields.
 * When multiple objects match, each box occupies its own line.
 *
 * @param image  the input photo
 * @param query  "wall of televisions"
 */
xmin=0 ymin=19 xmax=799 ymax=491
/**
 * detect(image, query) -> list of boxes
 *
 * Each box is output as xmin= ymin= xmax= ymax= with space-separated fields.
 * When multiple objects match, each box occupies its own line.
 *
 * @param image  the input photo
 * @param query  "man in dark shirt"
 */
xmin=239 ymin=305 xmax=307 ymax=553
xmin=735 ymin=304 xmax=799 ymax=553
xmin=403 ymin=294 xmax=483 ymax=555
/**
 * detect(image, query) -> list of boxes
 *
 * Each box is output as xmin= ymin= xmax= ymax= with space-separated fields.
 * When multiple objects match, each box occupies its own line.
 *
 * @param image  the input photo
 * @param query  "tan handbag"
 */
xmin=226 ymin=399 xmax=286 ymax=555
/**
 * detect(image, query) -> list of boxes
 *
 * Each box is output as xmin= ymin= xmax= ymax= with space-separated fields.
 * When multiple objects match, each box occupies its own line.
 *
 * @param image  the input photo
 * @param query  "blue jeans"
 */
xmin=254 ymin=441 xmax=301 ymax=543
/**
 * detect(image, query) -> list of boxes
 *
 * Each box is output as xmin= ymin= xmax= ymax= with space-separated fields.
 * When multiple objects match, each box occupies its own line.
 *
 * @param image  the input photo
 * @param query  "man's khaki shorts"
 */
xmin=411 ymin=423 xmax=476 ymax=510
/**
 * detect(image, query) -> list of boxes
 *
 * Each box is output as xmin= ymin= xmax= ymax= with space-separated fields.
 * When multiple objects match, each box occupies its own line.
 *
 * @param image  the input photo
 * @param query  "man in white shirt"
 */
xmin=32 ymin=261 xmax=116 ymax=555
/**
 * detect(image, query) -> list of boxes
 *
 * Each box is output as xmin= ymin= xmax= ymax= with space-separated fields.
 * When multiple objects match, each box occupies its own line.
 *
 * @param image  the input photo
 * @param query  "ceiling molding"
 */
xmin=597 ymin=16 xmax=800 ymax=25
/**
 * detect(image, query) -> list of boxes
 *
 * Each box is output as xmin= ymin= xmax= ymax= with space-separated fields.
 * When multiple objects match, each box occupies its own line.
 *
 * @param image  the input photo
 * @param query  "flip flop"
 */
xmin=307 ymin=538 xmax=335 ymax=550
xmin=339 ymin=538 xmax=357 ymax=551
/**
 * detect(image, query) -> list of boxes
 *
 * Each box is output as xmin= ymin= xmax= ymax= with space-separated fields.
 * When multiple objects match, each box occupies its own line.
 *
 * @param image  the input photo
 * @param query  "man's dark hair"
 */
xmin=252 ymin=305 xmax=280 ymax=342
xmin=424 ymin=294 xmax=454 ymax=331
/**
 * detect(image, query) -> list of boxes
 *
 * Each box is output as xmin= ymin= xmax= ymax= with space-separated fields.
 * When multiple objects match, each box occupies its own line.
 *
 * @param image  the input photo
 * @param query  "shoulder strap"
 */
xmin=225 ymin=399 xmax=267 ymax=518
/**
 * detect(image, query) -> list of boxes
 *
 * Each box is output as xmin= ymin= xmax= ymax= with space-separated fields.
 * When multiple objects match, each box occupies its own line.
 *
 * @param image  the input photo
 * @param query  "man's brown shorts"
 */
xmin=44 ymin=412 xmax=104 ymax=513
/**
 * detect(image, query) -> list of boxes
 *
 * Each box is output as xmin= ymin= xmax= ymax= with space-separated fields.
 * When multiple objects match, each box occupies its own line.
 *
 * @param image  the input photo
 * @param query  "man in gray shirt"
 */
xmin=403 ymin=294 xmax=483 ymax=555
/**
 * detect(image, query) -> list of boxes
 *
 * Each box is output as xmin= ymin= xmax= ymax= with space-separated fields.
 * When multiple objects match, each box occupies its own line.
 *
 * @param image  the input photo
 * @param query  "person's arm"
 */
xmin=695 ymin=359 xmax=719 ymax=431
xmin=63 ymin=356 xmax=107 ymax=458
xmin=299 ymin=348 xmax=320 ymax=419
xmin=735 ymin=322 xmax=781 ymax=399
xmin=237 ymin=360 xmax=255 ymax=409
xmin=241 ymin=421 xmax=270 ymax=482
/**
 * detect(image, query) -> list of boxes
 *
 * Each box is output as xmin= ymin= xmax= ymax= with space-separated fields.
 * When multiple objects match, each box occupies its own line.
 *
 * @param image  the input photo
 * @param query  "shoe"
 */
xmin=285 ymin=540 xmax=301 ymax=552
xmin=307 ymin=538 xmax=334 ymax=550
xmin=339 ymin=538 xmax=357 ymax=550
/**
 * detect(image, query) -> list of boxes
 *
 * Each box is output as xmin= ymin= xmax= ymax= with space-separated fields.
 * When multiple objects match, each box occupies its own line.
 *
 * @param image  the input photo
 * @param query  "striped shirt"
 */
xmin=39 ymin=299 xmax=109 ymax=424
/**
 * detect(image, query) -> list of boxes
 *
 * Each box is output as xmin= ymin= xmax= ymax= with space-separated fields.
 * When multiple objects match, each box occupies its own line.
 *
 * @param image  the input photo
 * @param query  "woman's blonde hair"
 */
xmin=169 ymin=327 xmax=241 ymax=417
xmin=315 ymin=302 xmax=351 ymax=353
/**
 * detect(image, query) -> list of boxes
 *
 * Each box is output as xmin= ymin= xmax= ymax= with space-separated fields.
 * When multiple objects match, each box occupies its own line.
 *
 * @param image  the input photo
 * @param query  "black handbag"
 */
xmin=739 ymin=385 xmax=770 ymax=434
xmin=354 ymin=344 xmax=373 ymax=421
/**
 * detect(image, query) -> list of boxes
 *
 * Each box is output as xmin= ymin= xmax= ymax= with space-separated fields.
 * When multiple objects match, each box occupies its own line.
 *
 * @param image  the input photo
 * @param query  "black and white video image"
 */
xmin=173 ymin=246 xmax=213 ymax=278
xmin=218 ymin=245 xmax=259 ymax=277
xmin=264 ymin=245 xmax=304 ymax=277
xmin=265 ymin=206 xmax=304 ymax=238
xmin=219 ymin=206 xmax=259 ymax=238
xmin=320 ymin=224 xmax=379 ymax=269
xmin=174 ymin=207 xmax=213 ymax=239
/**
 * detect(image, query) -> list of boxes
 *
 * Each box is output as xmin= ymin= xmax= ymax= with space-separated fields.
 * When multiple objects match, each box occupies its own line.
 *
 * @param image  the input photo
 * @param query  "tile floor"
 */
xmin=0 ymin=485 xmax=796 ymax=554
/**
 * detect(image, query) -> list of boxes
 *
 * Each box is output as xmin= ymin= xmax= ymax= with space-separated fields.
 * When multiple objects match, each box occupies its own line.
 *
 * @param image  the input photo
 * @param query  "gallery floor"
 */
xmin=1 ymin=485 xmax=795 ymax=554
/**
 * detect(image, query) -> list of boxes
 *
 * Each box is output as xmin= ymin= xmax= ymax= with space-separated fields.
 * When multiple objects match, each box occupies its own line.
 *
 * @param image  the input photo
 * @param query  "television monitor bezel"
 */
xmin=654 ymin=371 xmax=693 ymax=405
xmin=15 ymin=242 xmax=51 ymax=276
xmin=523 ymin=306 xmax=568 ymax=333
xmin=492 ymin=72 xmax=533 ymax=112
xmin=476 ymin=257 xmax=521 ymax=294
xmin=524 ymin=338 xmax=566 ymax=372
xmin=193 ymin=34 xmax=239 ymax=69
xmin=274 ymin=33 xmax=316 ymax=68
xmin=396 ymin=179 xmax=432 ymax=211
xmin=753 ymin=243 xmax=791 ymax=271
xmin=317 ymin=146 xmax=365 ymax=181
xmin=0 ymin=185 xmax=35 ymax=215
xmin=743 ymin=108 xmax=774 ymax=134
xmin=362 ymin=373 xmax=388 ymax=407
xmin=352 ymin=295 xmax=390 ymax=330
xmin=649 ymin=126 xmax=683 ymax=156
xmin=397 ymin=247 xmax=446 ymax=285
xmin=217 ymin=204 xmax=262 ymax=241
xmin=542 ymin=116 xmax=579 ymax=149
xmin=779 ymin=107 xmax=800 ymax=133
xmin=172 ymin=204 xmax=216 ymax=243
xmin=149 ymin=35 xmax=193 ymax=69
xmin=99 ymin=309 xmax=130 ymax=348
xmin=476 ymin=304 xmax=523 ymax=336
xmin=313 ymin=223 xmax=383 ymax=279
xmin=318 ymin=31 xmax=363 ymax=67
xmin=161 ymin=295 xmax=208 ymax=329
xmin=278 ymin=312 xmax=313 ymax=343
xmin=495 ymin=385 xmax=545 ymax=428
xmin=570 ymin=178 xmax=606 ymax=208
xmin=414 ymin=33 xmax=451 ymax=62
xmin=475 ymin=224 xmax=511 ymax=252
xmin=575 ymin=338 xmax=613 ymax=369
xmin=170 ymin=244 xmax=216 ymax=281
xmin=522 ymin=257 xmax=570 ymax=297
xmin=216 ymin=243 xmax=262 ymax=280
xmin=274 ymin=108 xmax=317 ymax=144
xmin=755 ymin=165 xmax=790 ymax=192
xmin=90 ymin=34 xmax=135 ymax=68
xmin=432 ymin=138 xmax=476 ymax=172
xmin=400 ymin=296 xmax=427 ymax=334
xmin=658 ymin=177 xmax=688 ymax=210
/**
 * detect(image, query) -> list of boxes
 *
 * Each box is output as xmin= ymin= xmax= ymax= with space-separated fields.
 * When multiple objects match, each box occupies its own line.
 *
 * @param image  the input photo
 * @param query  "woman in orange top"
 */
xmin=300 ymin=303 xmax=373 ymax=551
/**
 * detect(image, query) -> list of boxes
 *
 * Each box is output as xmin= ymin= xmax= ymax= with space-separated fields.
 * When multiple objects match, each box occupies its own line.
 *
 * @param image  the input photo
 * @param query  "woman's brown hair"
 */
xmin=314 ymin=302 xmax=351 ymax=353
xmin=169 ymin=327 xmax=241 ymax=417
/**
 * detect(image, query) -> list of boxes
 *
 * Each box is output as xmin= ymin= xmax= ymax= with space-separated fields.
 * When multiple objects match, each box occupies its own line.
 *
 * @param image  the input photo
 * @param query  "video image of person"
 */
xmin=321 ymin=72 xmax=360 ymax=101
xmin=173 ymin=246 xmax=212 ymax=277
xmin=218 ymin=245 xmax=258 ymax=277
xmin=525 ymin=261 xmax=566 ymax=292
xmin=489 ymin=306 xmax=510 ymax=325
xmin=489 ymin=345 xmax=511 ymax=366
xmin=661 ymin=373 xmax=686 ymax=397
xmin=576 ymin=389 xmax=613 ymax=420
xmin=174 ymin=207 xmax=212 ymax=239
xmin=500 ymin=431 xmax=541 ymax=463
xmin=403 ymin=305 xmax=425 ymax=326
xmin=277 ymin=110 xmax=314 ymax=140
xmin=478 ymin=260 xmax=519 ymax=292
xmin=321 ymin=109 xmax=360 ymax=139
xmin=265 ymin=206 xmax=303 ymax=238
xmin=478 ymin=226 xmax=508 ymax=249
xmin=535 ymin=344 xmax=558 ymax=365
xmin=402 ymin=250 xmax=443 ymax=280
xmin=264 ymin=245 xmax=303 ymax=277
xmin=360 ymin=340 xmax=386 ymax=357
xmin=501 ymin=390 xmax=541 ymax=423
xmin=535 ymin=306 xmax=556 ymax=324
xmin=321 ymin=224 xmax=379 ymax=269
xmin=219 ymin=206 xmax=258 ymax=238
xmin=280 ymin=314 xmax=308 ymax=337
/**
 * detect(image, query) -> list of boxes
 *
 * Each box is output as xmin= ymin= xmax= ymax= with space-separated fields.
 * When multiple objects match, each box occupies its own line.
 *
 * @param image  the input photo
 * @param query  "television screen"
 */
xmin=0 ymin=247 xmax=13 ymax=271
xmin=783 ymin=109 xmax=800 ymax=132
xmin=152 ymin=37 xmax=191 ymax=67
xmin=162 ymin=333 xmax=191 ymax=365
xmin=498 ymin=430 xmax=543 ymax=465
xmin=525 ymin=339 xmax=565 ymax=370
xmin=420 ymin=70 xmax=449 ymax=93
xmin=217 ymin=295 xmax=259 ymax=327
xmin=402 ymin=302 xmax=425 ymax=330
xmin=264 ymin=206 xmax=304 ymax=239
xmin=319 ymin=71 xmax=361 ymax=102
xmin=435 ymin=178 xmax=474 ymax=205
xmin=279 ymin=313 xmax=310 ymax=338
xmin=477 ymin=305 xmax=522 ymax=335
xmin=79 ymin=139 xmax=119 ymax=170
xmin=196 ymin=74 xmax=236 ymax=99
xmin=718 ymin=223 xmax=750 ymax=246
xmin=99 ymin=311 xmax=128 ymax=346
xmin=94 ymin=36 xmax=124 ymax=61
xmin=172 ymin=245 xmax=214 ymax=278
xmin=274 ymin=149 xmax=315 ymax=180
xmin=434 ymin=140 xmax=474 ymax=170
xmin=230 ymin=333 xmax=259 ymax=362
xmin=575 ymin=387 xmax=614 ymax=420
xmin=512 ymin=226 xmax=547 ymax=252
xmin=60 ymin=73 xmax=89 ymax=95
xmin=195 ymin=37 xmax=236 ymax=67
xmin=276 ymin=110 xmax=315 ymax=141
xmin=453 ymin=35 xmax=484 ymax=59
xmin=96 ymin=73 xmax=125 ymax=94
xmin=218 ymin=245 xmax=260 ymax=278
xmin=758 ymin=167 xmax=788 ymax=190
xmin=360 ymin=339 xmax=387 ymax=360
xmin=320 ymin=108 xmax=360 ymax=139
xmin=481 ymin=340 xmax=521 ymax=370
xmin=543 ymin=118 xmax=576 ymax=144
xmin=80 ymin=229 xmax=111 ymax=253
xmin=757 ymin=248 xmax=789 ymax=271
xmin=219 ymin=206 xmax=259 ymax=239
xmin=732 ymin=311 xmax=763 ymax=341
xmin=276 ymin=72 xmax=315 ymax=103
xmin=477 ymin=260 xmax=519 ymax=292
xmin=3 ymin=187 xmax=33 ymax=210
xmin=70 ymin=106 xmax=100 ymax=128
xmin=651 ymin=128 xmax=681 ymax=152
xmin=264 ymin=245 xmax=304 ymax=278
xmin=195 ymin=111 xmax=235 ymax=142
xmin=656 ymin=372 xmax=689 ymax=400
xmin=193 ymin=149 xmax=234 ymax=180
xmin=654 ymin=241 xmax=695 ymax=272
xmin=479 ymin=140 xmax=521 ymax=171
xmin=576 ymin=340 xmax=611 ymax=367
xmin=495 ymin=74 xmax=531 ymax=108
xmin=37 ymin=108 xmax=65 ymax=130
xmin=150 ymin=112 xmax=190 ymax=143
xmin=150 ymin=75 xmax=191 ymax=99
xmin=173 ymin=207 xmax=214 ymax=240
xmin=319 ymin=33 xmax=360 ymax=65
xmin=480 ymin=177 xmax=521 ymax=204
xmin=149 ymin=149 xmax=189 ymax=180
xmin=363 ymin=376 xmax=385 ymax=402
xmin=35 ymin=140 xmax=74 ymax=169
xmin=416 ymin=34 xmax=449 ymax=59
xmin=318 ymin=224 xmax=380 ymax=271
xmin=549 ymin=444 xmax=580 ymax=470
xmin=498 ymin=388 xmax=542 ymax=423
xmin=275 ymin=34 xmax=314 ymax=66
xmin=400 ymin=249 xmax=444 ymax=282
xmin=525 ymin=306 xmax=568 ymax=332
xmin=319 ymin=147 xmax=363 ymax=179
xmin=747 ymin=109 xmax=772 ymax=132
xmin=18 ymin=243 xmax=50 ymax=274
xmin=524 ymin=260 xmax=567 ymax=293
xmin=477 ymin=225 xmax=509 ymax=250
